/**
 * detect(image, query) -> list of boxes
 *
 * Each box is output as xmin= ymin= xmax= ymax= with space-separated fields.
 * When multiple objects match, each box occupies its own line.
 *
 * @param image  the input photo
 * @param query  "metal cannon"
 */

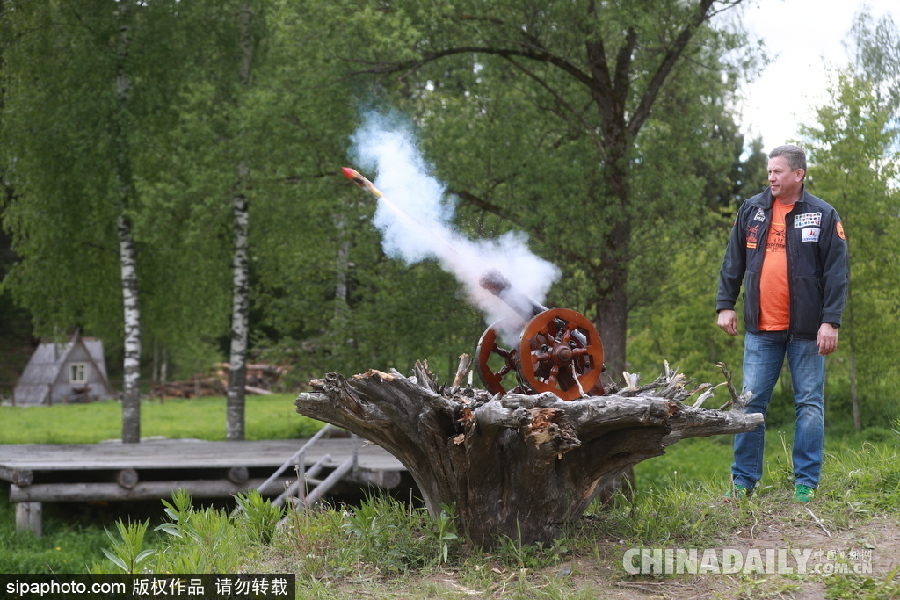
xmin=475 ymin=269 xmax=605 ymax=400
xmin=342 ymin=166 xmax=605 ymax=401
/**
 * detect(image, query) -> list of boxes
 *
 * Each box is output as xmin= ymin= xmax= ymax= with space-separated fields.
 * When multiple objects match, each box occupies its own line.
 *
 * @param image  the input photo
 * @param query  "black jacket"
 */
xmin=716 ymin=187 xmax=849 ymax=338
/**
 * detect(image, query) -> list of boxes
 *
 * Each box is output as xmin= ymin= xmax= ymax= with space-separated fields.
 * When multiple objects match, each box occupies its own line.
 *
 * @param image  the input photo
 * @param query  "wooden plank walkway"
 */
xmin=0 ymin=438 xmax=408 ymax=534
xmin=0 ymin=438 xmax=405 ymax=474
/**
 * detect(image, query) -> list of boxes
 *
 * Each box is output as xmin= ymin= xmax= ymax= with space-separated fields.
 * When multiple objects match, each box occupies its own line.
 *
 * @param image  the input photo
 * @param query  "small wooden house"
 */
xmin=13 ymin=335 xmax=115 ymax=406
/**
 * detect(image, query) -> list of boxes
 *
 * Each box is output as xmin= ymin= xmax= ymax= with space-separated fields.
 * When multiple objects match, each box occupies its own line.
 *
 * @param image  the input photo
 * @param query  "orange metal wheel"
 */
xmin=515 ymin=308 xmax=604 ymax=401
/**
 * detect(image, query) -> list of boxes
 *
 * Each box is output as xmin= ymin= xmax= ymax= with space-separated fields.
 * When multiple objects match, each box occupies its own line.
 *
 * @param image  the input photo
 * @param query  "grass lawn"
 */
xmin=2 ymin=395 xmax=897 ymax=592
xmin=0 ymin=394 xmax=324 ymax=444
xmin=0 ymin=395 xmax=325 ymax=573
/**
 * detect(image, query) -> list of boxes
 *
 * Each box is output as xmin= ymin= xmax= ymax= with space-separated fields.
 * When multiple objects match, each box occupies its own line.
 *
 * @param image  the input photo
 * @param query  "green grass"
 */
xmin=633 ymin=425 xmax=894 ymax=495
xmin=0 ymin=394 xmax=323 ymax=444
xmin=0 ymin=496 xmax=113 ymax=574
xmin=2 ymin=400 xmax=898 ymax=599
xmin=0 ymin=394 xmax=324 ymax=574
xmin=82 ymin=432 xmax=897 ymax=598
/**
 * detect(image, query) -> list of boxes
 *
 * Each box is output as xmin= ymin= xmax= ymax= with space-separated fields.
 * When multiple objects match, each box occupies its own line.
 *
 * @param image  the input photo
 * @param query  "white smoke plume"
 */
xmin=350 ymin=111 xmax=560 ymax=340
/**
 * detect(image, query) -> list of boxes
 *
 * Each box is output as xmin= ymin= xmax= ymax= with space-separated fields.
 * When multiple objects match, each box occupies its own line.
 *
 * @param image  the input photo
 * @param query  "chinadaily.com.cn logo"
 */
xmin=622 ymin=547 xmax=874 ymax=576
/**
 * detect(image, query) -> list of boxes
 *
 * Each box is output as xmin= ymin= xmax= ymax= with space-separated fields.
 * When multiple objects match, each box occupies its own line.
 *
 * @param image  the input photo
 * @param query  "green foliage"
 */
xmin=339 ymin=494 xmax=433 ymax=573
xmin=800 ymin=68 xmax=900 ymax=427
xmin=150 ymin=489 xmax=244 ymax=573
xmin=634 ymin=435 xmax=733 ymax=491
xmin=280 ymin=502 xmax=362 ymax=581
xmin=818 ymin=442 xmax=900 ymax=512
xmin=0 ymin=485 xmax=111 ymax=574
xmin=825 ymin=566 xmax=900 ymax=600
xmin=3 ymin=0 xmax=894 ymax=438
xmin=431 ymin=503 xmax=459 ymax=565
xmin=136 ymin=490 xmax=236 ymax=573
xmin=142 ymin=489 xmax=288 ymax=573
xmin=494 ymin=533 xmax=571 ymax=571
xmin=599 ymin=479 xmax=749 ymax=547
xmin=628 ymin=233 xmax=744 ymax=382
xmin=1 ymin=0 xmax=777 ymax=399
xmin=637 ymin=426 xmax=900 ymax=510
xmin=99 ymin=519 xmax=155 ymax=575
xmin=322 ymin=0 xmax=763 ymax=379
xmin=846 ymin=8 xmax=900 ymax=115
xmin=233 ymin=489 xmax=284 ymax=546
xmin=1 ymin=0 xmax=205 ymax=338
xmin=4 ymin=6 xmax=900 ymax=593
xmin=279 ymin=493 xmax=465 ymax=577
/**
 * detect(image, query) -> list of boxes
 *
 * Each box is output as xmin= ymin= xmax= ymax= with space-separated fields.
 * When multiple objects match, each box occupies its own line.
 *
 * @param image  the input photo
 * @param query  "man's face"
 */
xmin=767 ymin=156 xmax=804 ymax=202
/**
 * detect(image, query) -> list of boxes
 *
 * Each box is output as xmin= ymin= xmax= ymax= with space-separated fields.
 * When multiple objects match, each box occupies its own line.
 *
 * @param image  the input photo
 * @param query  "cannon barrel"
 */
xmin=479 ymin=269 xmax=548 ymax=322
xmin=480 ymin=268 xmax=589 ymax=346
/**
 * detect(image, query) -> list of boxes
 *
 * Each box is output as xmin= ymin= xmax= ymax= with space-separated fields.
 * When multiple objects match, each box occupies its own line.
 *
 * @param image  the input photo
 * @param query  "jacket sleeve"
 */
xmin=819 ymin=208 xmax=849 ymax=326
xmin=716 ymin=210 xmax=746 ymax=313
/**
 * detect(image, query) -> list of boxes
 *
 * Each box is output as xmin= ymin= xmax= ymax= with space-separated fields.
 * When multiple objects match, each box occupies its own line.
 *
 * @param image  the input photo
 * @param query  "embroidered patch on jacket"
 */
xmin=802 ymin=227 xmax=820 ymax=242
xmin=795 ymin=212 xmax=822 ymax=228
xmin=836 ymin=220 xmax=846 ymax=240
xmin=754 ymin=208 xmax=766 ymax=222
xmin=746 ymin=225 xmax=760 ymax=249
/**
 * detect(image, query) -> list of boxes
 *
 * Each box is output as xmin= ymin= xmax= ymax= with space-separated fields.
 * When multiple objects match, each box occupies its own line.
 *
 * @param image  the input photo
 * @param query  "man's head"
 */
xmin=767 ymin=144 xmax=806 ymax=203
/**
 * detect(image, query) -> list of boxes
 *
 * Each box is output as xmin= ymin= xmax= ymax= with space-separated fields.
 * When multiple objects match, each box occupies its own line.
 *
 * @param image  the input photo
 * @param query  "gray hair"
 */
xmin=768 ymin=144 xmax=807 ymax=176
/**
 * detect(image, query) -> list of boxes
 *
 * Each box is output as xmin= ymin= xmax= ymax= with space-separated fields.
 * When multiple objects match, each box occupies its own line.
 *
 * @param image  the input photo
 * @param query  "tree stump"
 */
xmin=295 ymin=362 xmax=762 ymax=548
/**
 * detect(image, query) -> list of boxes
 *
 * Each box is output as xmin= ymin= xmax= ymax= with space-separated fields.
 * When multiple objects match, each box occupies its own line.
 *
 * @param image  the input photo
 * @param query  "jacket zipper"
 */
xmin=786 ymin=202 xmax=794 ymax=338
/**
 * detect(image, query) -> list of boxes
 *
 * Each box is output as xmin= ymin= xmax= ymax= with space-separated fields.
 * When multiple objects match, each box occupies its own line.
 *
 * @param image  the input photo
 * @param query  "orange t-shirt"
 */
xmin=758 ymin=201 xmax=792 ymax=330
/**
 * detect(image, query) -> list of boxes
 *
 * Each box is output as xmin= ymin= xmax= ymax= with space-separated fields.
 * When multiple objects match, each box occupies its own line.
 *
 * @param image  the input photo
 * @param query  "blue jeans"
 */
xmin=732 ymin=331 xmax=825 ymax=490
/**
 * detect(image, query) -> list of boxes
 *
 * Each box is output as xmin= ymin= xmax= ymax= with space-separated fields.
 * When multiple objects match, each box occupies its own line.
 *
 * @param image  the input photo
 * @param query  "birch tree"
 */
xmin=1 ymin=1 xmax=197 ymax=440
xmin=225 ymin=3 xmax=258 ymax=441
xmin=113 ymin=1 xmax=142 ymax=443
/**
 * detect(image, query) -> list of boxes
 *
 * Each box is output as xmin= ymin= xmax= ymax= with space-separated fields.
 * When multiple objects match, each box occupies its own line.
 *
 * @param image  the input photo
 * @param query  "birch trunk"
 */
xmin=116 ymin=1 xmax=142 ymax=444
xmin=119 ymin=214 xmax=142 ymax=442
xmin=227 ymin=163 xmax=250 ymax=441
xmin=226 ymin=3 xmax=255 ymax=441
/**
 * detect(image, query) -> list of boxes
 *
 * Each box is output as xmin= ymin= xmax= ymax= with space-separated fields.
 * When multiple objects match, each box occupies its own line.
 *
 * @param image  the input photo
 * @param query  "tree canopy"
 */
xmin=2 ymin=0 xmax=898 ymax=435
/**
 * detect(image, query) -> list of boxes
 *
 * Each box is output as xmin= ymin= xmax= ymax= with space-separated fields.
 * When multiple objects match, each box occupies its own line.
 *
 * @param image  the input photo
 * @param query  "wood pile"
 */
xmin=151 ymin=377 xmax=225 ymax=399
xmin=150 ymin=363 xmax=288 ymax=398
xmin=212 ymin=363 xmax=288 ymax=390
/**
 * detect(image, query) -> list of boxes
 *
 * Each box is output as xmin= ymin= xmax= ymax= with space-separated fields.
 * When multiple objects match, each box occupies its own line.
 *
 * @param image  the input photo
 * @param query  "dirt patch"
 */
xmin=577 ymin=511 xmax=900 ymax=599
xmin=255 ymin=505 xmax=899 ymax=599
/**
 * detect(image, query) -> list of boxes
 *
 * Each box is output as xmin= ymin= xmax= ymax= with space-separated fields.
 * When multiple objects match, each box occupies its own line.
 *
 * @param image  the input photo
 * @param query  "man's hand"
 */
xmin=717 ymin=309 xmax=738 ymax=336
xmin=817 ymin=323 xmax=839 ymax=356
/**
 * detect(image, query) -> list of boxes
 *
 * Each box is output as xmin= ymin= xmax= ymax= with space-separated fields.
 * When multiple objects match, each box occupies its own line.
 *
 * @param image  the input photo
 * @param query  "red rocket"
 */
xmin=342 ymin=167 xmax=383 ymax=199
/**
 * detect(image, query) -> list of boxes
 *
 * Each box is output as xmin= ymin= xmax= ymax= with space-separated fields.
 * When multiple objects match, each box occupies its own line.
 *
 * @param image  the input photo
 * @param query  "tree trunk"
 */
xmin=227 ymin=163 xmax=250 ymax=441
xmin=115 ymin=2 xmax=142 ymax=444
xmin=296 ymin=362 xmax=763 ymax=549
xmin=226 ymin=3 xmax=255 ymax=441
xmin=119 ymin=215 xmax=142 ymax=442
xmin=590 ymin=147 xmax=633 ymax=498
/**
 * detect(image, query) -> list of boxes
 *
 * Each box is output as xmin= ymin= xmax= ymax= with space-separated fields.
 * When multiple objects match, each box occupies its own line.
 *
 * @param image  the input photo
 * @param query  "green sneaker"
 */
xmin=723 ymin=484 xmax=750 ymax=501
xmin=794 ymin=485 xmax=815 ymax=503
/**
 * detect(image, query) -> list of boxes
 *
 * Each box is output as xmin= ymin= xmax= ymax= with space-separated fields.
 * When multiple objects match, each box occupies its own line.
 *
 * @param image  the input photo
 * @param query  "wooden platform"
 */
xmin=0 ymin=438 xmax=408 ymax=534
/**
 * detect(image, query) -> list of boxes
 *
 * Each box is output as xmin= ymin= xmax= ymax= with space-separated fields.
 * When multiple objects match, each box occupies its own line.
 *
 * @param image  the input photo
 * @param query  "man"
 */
xmin=716 ymin=144 xmax=848 ymax=503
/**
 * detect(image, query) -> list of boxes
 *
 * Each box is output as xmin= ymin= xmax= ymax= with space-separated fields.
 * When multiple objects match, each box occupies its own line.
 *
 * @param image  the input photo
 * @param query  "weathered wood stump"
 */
xmin=295 ymin=362 xmax=762 ymax=548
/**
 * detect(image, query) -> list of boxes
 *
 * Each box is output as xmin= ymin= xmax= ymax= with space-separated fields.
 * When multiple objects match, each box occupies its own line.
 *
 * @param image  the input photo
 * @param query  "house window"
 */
xmin=69 ymin=363 xmax=87 ymax=384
